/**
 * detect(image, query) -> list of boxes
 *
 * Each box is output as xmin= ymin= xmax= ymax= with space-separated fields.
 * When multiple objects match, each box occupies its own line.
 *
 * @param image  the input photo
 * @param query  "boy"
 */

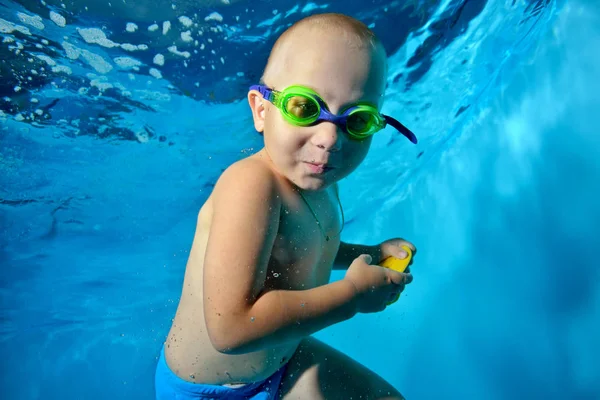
xmin=156 ymin=13 xmax=418 ymax=400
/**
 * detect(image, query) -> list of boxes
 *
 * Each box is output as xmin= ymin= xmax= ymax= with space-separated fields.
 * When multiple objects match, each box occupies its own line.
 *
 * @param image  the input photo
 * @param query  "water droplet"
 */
xmin=272 ymin=272 xmax=280 ymax=278
xmin=250 ymin=316 xmax=255 ymax=322
xmin=189 ymin=374 xmax=195 ymax=379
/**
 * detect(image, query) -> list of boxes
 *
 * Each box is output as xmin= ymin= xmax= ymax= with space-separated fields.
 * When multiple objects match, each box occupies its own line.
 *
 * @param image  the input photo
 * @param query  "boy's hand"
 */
xmin=376 ymin=238 xmax=417 ymax=266
xmin=344 ymin=254 xmax=412 ymax=313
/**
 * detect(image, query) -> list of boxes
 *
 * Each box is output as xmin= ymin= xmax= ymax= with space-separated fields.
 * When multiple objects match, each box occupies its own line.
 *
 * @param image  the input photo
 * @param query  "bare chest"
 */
xmin=265 ymin=188 xmax=343 ymax=291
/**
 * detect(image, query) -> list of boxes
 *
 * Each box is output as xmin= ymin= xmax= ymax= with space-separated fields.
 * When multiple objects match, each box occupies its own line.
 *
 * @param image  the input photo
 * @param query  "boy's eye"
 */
xmin=285 ymin=96 xmax=319 ymax=118
xmin=347 ymin=111 xmax=375 ymax=132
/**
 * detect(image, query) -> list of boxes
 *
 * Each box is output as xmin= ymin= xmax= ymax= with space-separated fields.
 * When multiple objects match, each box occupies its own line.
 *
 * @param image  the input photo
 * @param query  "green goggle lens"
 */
xmin=347 ymin=110 xmax=378 ymax=134
xmin=282 ymin=94 xmax=320 ymax=124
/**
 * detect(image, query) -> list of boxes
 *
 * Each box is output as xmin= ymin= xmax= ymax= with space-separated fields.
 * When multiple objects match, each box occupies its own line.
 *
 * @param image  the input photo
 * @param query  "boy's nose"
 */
xmin=310 ymin=122 xmax=343 ymax=151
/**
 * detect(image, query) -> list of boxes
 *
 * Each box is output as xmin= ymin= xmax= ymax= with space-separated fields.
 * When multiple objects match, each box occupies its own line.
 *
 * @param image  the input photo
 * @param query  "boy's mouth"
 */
xmin=304 ymin=162 xmax=333 ymax=174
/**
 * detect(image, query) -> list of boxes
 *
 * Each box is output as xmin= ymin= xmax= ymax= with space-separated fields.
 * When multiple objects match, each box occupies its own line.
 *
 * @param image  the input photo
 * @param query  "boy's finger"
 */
xmin=396 ymin=240 xmax=417 ymax=253
xmin=403 ymin=273 xmax=413 ymax=285
xmin=397 ymin=249 xmax=408 ymax=258
xmin=389 ymin=271 xmax=406 ymax=285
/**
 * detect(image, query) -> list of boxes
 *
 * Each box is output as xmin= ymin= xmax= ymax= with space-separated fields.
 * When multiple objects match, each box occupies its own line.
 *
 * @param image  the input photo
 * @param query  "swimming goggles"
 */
xmin=250 ymin=84 xmax=417 ymax=144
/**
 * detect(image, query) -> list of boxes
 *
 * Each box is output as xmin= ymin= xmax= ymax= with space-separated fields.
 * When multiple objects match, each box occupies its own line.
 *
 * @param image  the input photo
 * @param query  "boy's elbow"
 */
xmin=209 ymin=335 xmax=242 ymax=355
xmin=209 ymin=337 xmax=237 ymax=355
xmin=210 ymin=335 xmax=253 ymax=355
xmin=206 ymin=318 xmax=249 ymax=355
xmin=207 ymin=323 xmax=236 ymax=354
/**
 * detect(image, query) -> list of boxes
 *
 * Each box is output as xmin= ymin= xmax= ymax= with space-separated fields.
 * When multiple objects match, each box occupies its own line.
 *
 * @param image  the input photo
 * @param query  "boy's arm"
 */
xmin=223 ymin=280 xmax=358 ymax=354
xmin=332 ymin=241 xmax=381 ymax=270
xmin=203 ymin=160 xmax=359 ymax=355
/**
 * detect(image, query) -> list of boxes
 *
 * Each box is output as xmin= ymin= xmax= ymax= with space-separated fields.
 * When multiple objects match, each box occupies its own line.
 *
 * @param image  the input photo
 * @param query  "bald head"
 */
xmin=261 ymin=13 xmax=387 ymax=91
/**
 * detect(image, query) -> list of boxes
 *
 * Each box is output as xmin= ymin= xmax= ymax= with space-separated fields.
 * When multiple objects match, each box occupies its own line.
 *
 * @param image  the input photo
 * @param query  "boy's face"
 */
xmin=250 ymin=31 xmax=387 ymax=191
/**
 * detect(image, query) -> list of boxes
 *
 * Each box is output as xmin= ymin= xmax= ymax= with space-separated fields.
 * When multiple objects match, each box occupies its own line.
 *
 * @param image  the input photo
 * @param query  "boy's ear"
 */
xmin=248 ymin=90 xmax=266 ymax=132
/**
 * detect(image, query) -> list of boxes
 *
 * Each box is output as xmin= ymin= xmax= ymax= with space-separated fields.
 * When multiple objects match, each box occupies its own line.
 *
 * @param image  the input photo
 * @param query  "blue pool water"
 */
xmin=1 ymin=0 xmax=599 ymax=399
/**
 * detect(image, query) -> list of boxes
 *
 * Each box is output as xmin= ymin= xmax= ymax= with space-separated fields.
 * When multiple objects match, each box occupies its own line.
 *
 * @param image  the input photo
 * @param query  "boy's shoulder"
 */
xmin=213 ymin=154 xmax=282 ymax=198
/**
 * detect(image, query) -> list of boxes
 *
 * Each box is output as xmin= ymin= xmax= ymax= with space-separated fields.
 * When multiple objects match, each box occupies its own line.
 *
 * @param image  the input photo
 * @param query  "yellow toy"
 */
xmin=379 ymin=245 xmax=413 ymax=305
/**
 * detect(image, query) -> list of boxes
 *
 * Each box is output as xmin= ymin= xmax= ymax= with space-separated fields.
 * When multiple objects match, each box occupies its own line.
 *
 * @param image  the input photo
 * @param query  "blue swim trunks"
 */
xmin=155 ymin=346 xmax=287 ymax=399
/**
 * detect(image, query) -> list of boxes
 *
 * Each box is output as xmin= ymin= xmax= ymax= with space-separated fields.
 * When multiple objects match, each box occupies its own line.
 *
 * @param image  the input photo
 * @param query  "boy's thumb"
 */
xmin=361 ymin=254 xmax=373 ymax=264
